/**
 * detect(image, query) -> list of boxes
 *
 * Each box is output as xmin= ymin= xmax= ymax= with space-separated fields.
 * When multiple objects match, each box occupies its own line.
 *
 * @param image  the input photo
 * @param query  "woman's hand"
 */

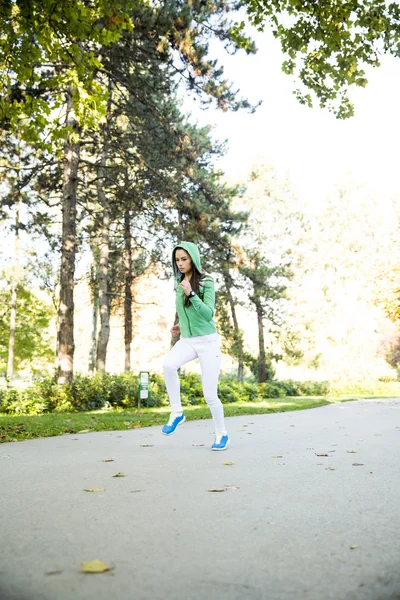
xmin=179 ymin=280 xmax=192 ymax=296
xmin=171 ymin=325 xmax=180 ymax=337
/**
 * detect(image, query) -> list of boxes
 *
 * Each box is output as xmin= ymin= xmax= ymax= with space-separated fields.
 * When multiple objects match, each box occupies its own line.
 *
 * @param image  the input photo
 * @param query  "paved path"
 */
xmin=0 ymin=399 xmax=399 ymax=600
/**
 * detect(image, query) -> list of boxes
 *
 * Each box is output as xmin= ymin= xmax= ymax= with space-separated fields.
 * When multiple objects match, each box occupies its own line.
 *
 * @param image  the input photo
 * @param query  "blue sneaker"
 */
xmin=162 ymin=413 xmax=185 ymax=435
xmin=211 ymin=433 xmax=230 ymax=451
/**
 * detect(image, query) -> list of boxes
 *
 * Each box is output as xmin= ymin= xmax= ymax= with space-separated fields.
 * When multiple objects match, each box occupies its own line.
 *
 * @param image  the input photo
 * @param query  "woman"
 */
xmin=162 ymin=241 xmax=229 ymax=451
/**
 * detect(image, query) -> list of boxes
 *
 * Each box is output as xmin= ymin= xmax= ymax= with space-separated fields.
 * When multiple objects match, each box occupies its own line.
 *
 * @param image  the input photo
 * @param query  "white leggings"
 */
xmin=163 ymin=333 xmax=227 ymax=434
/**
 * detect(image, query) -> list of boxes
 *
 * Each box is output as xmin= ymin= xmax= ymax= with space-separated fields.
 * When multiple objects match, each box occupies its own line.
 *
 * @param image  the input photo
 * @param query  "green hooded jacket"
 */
xmin=172 ymin=241 xmax=217 ymax=338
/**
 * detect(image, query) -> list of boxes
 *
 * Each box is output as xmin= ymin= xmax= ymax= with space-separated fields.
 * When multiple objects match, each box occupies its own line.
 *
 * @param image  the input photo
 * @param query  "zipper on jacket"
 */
xmin=183 ymin=306 xmax=192 ymax=336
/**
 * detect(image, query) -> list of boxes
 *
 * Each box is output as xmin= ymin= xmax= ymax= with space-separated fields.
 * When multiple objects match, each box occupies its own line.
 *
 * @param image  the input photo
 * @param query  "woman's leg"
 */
xmin=196 ymin=338 xmax=226 ymax=434
xmin=163 ymin=339 xmax=197 ymax=414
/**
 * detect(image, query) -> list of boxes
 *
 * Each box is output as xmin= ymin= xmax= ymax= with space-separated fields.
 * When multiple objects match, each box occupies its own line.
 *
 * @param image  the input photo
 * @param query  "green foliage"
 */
xmin=0 ymin=372 xmax=331 ymax=415
xmin=0 ymin=386 xmax=47 ymax=415
xmin=0 ymin=0 xmax=133 ymax=143
xmin=0 ymin=284 xmax=55 ymax=373
xmin=240 ymin=0 xmax=400 ymax=118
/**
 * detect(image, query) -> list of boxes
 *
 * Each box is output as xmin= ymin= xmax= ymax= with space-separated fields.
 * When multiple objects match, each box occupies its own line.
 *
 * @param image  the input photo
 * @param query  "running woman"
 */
xmin=162 ymin=241 xmax=229 ymax=451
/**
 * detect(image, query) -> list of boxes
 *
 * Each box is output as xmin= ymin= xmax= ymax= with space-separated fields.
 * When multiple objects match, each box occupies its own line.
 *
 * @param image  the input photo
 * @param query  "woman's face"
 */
xmin=175 ymin=249 xmax=192 ymax=276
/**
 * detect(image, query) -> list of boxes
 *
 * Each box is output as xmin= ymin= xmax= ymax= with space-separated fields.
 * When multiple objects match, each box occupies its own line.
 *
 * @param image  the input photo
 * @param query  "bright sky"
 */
xmin=181 ymin=27 xmax=400 ymax=210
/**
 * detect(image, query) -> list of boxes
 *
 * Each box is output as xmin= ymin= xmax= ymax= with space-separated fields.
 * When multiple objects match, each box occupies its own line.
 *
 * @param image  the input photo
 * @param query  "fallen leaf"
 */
xmin=101 ymin=459 xmax=114 ymax=462
xmin=208 ymin=488 xmax=226 ymax=492
xmin=79 ymin=559 xmax=111 ymax=573
xmin=223 ymin=461 xmax=234 ymax=466
xmin=350 ymin=545 xmax=358 ymax=550
xmin=77 ymin=429 xmax=91 ymax=434
xmin=346 ymin=450 xmax=360 ymax=454
xmin=112 ymin=472 xmax=125 ymax=477
xmin=140 ymin=444 xmax=154 ymax=447
xmin=325 ymin=467 xmax=336 ymax=471
xmin=123 ymin=421 xmax=131 ymax=426
xmin=315 ymin=453 xmax=329 ymax=457
xmin=84 ymin=488 xmax=105 ymax=493
xmin=352 ymin=463 xmax=364 ymax=467
xmin=272 ymin=455 xmax=283 ymax=458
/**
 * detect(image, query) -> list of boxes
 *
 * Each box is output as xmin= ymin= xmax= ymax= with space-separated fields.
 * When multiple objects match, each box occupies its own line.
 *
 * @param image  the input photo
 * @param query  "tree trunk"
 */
xmin=95 ymin=159 xmax=111 ymax=373
xmin=256 ymin=301 xmax=266 ymax=383
xmin=124 ymin=209 xmax=133 ymax=371
xmin=95 ymin=84 xmax=113 ymax=373
xmin=226 ymin=286 xmax=244 ymax=381
xmin=6 ymin=199 xmax=20 ymax=385
xmin=57 ymin=87 xmax=80 ymax=384
xmin=88 ymin=263 xmax=99 ymax=374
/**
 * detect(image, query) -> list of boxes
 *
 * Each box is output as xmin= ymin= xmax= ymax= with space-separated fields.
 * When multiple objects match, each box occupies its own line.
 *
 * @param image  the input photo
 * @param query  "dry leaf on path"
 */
xmin=112 ymin=472 xmax=125 ymax=477
xmin=79 ymin=559 xmax=111 ymax=573
xmin=77 ymin=429 xmax=91 ymax=434
xmin=84 ymin=488 xmax=105 ymax=493
xmin=208 ymin=488 xmax=227 ymax=492
xmin=315 ymin=453 xmax=329 ymax=457
xmin=101 ymin=459 xmax=114 ymax=462
xmin=352 ymin=463 xmax=364 ymax=467
xmin=223 ymin=461 xmax=234 ymax=466
xmin=346 ymin=450 xmax=360 ymax=454
xmin=325 ymin=467 xmax=336 ymax=471
xmin=350 ymin=545 xmax=358 ymax=550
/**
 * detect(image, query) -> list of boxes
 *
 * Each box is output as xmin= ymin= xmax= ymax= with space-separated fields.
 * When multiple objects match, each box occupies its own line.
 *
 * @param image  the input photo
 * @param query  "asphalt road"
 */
xmin=0 ymin=398 xmax=399 ymax=600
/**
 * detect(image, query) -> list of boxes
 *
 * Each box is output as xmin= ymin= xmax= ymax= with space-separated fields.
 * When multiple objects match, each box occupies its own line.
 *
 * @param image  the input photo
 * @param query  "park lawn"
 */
xmin=0 ymin=396 xmax=359 ymax=443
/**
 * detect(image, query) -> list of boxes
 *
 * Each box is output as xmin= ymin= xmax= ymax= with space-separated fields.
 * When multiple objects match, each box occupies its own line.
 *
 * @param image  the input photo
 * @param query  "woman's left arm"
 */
xmin=189 ymin=278 xmax=215 ymax=321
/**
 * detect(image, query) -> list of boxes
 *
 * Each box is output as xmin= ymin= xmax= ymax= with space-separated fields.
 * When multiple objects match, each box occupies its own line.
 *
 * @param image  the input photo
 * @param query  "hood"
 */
xmin=172 ymin=241 xmax=203 ymax=283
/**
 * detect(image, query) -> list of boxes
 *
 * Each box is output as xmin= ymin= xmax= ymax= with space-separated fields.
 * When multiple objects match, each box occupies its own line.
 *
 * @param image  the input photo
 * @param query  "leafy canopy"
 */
xmin=0 ymin=0 xmax=133 ymax=143
xmin=239 ymin=0 xmax=400 ymax=118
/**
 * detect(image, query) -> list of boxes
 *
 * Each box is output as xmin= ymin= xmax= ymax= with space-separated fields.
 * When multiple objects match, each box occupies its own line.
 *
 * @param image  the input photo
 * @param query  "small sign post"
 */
xmin=138 ymin=371 xmax=150 ymax=408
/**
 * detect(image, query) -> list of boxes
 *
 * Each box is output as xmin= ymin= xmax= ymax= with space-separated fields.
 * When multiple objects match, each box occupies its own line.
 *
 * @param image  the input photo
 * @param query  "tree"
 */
xmin=233 ymin=164 xmax=302 ymax=381
xmin=239 ymin=249 xmax=289 ymax=382
xmin=0 ymin=284 xmax=55 ymax=375
xmin=239 ymin=0 xmax=400 ymax=118
xmin=0 ymin=0 xmax=133 ymax=143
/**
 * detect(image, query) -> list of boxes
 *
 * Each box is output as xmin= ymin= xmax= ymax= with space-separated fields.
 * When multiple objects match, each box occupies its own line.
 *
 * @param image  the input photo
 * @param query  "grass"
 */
xmin=0 ymin=395 xmax=364 ymax=443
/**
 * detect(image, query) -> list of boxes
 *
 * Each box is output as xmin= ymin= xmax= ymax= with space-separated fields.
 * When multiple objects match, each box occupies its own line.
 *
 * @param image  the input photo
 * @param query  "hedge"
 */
xmin=0 ymin=372 xmax=330 ymax=415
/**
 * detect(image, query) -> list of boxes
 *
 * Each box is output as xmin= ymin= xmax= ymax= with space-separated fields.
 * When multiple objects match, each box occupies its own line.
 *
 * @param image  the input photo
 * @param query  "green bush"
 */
xmin=258 ymin=382 xmax=286 ymax=398
xmin=277 ymin=379 xmax=330 ymax=397
xmin=0 ymin=371 xmax=333 ymax=416
xmin=0 ymin=387 xmax=47 ymax=415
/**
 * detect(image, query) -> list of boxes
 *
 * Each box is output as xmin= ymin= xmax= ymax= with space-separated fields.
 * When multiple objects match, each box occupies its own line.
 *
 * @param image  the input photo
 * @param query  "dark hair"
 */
xmin=181 ymin=266 xmax=206 ymax=307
